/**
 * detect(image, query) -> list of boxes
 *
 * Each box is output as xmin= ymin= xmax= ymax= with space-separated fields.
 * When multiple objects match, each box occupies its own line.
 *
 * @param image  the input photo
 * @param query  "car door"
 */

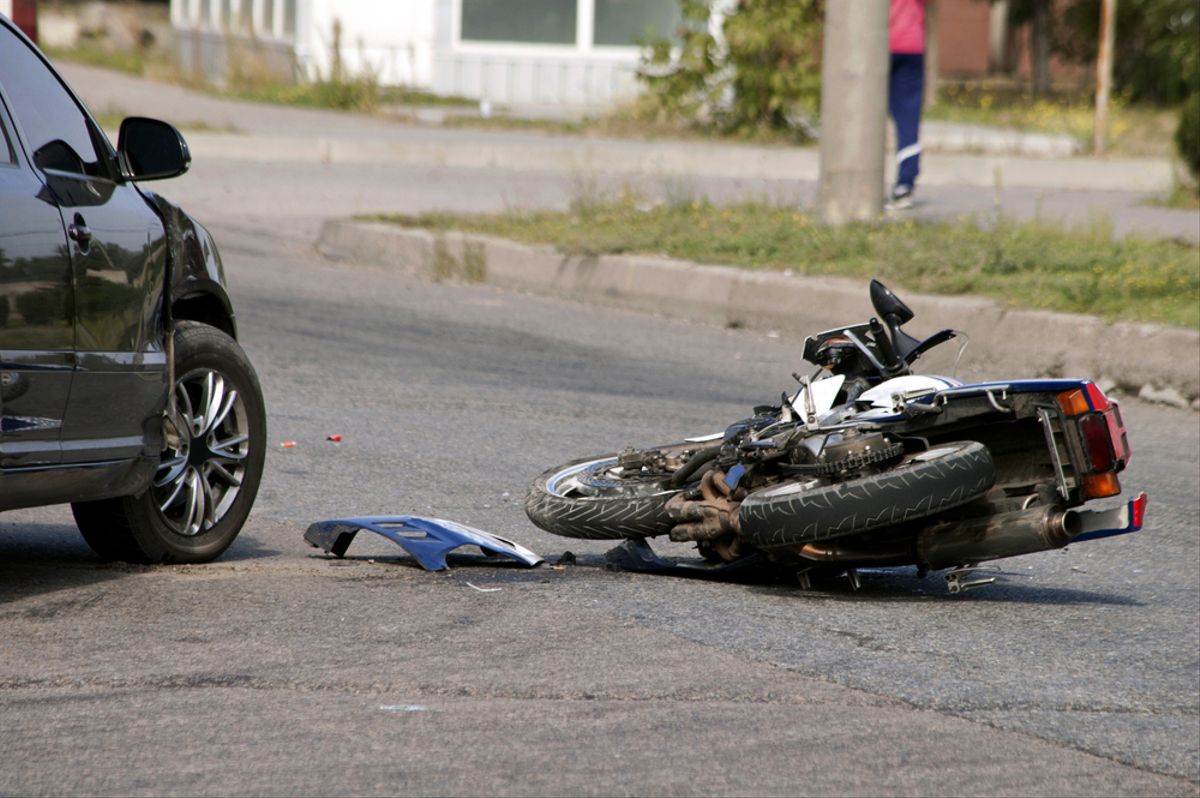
xmin=0 ymin=64 xmax=74 ymax=469
xmin=0 ymin=19 xmax=167 ymax=467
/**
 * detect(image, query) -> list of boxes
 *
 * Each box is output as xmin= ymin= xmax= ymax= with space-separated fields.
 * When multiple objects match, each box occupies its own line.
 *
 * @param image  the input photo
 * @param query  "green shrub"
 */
xmin=1176 ymin=93 xmax=1200 ymax=181
xmin=638 ymin=0 xmax=824 ymax=139
xmin=1059 ymin=0 xmax=1200 ymax=105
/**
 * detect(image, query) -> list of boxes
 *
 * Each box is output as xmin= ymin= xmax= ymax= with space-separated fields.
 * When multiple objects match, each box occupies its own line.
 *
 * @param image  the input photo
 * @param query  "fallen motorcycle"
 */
xmin=525 ymin=280 xmax=1145 ymax=592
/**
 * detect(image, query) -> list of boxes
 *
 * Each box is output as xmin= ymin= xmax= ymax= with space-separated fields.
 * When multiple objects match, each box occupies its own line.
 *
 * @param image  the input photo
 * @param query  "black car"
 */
xmin=0 ymin=16 xmax=265 ymax=563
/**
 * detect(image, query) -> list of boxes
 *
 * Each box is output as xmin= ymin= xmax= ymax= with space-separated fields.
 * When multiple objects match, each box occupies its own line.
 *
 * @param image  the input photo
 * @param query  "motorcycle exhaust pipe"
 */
xmin=917 ymin=505 xmax=1082 ymax=571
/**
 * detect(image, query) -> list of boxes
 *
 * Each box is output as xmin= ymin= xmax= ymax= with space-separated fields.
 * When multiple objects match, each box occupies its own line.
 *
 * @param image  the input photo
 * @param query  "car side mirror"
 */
xmin=117 ymin=117 xmax=190 ymax=181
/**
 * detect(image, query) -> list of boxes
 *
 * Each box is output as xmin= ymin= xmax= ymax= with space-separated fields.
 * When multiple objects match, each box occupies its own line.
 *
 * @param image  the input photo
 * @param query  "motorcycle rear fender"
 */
xmin=1069 ymin=492 xmax=1147 ymax=542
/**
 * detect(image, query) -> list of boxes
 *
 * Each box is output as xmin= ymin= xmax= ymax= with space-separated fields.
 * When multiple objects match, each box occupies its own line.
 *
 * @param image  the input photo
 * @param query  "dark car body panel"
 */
xmin=0 ymin=14 xmax=237 ymax=511
xmin=0 ymin=89 xmax=77 ymax=469
xmin=148 ymin=192 xmax=237 ymax=339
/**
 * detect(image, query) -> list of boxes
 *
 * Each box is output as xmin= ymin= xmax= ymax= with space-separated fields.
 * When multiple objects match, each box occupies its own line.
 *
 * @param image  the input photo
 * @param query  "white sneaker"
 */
xmin=886 ymin=184 xmax=914 ymax=210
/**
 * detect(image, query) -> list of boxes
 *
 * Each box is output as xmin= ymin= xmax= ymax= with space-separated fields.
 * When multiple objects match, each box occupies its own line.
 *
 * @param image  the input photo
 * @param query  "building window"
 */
xmin=593 ymin=0 xmax=679 ymax=47
xmin=261 ymin=0 xmax=274 ymax=34
xmin=461 ymin=0 xmax=577 ymax=45
xmin=282 ymin=0 xmax=296 ymax=37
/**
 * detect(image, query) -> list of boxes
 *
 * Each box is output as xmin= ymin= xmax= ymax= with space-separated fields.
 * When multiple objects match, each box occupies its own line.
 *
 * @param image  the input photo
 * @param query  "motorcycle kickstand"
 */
xmin=943 ymin=564 xmax=1002 ymax=594
xmin=794 ymin=567 xmax=860 ymax=591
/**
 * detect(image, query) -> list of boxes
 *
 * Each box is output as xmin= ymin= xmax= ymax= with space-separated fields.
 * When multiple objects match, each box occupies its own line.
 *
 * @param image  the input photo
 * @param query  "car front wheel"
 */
xmin=73 ymin=321 xmax=266 ymax=563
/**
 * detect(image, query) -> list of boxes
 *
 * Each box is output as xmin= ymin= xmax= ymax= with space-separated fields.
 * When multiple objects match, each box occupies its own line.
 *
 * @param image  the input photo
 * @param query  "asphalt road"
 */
xmin=2 ymin=154 xmax=1198 ymax=795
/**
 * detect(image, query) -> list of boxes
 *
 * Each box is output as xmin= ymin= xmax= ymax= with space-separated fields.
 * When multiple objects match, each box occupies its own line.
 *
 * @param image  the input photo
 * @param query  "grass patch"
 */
xmin=223 ymin=78 xmax=476 ymax=113
xmin=1145 ymin=179 xmax=1200 ymax=210
xmin=928 ymin=83 xmax=1180 ymax=158
xmin=440 ymin=97 xmax=809 ymax=145
xmin=368 ymin=198 xmax=1200 ymax=329
xmin=44 ymin=43 xmax=150 ymax=75
xmin=441 ymin=87 xmax=1179 ymax=158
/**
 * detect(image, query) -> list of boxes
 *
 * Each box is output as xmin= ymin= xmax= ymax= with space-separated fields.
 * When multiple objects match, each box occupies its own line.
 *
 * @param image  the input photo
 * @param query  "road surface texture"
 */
xmin=0 ymin=63 xmax=1197 ymax=797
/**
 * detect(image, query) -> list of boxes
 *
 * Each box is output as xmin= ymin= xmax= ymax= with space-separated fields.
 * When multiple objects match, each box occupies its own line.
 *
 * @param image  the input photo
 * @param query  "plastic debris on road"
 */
xmin=304 ymin=515 xmax=544 ymax=571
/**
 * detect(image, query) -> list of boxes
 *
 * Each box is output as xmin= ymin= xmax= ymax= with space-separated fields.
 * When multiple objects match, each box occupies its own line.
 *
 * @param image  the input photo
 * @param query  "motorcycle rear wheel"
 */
xmin=525 ymin=453 xmax=683 ymax=540
xmin=739 ymin=441 xmax=995 ymax=548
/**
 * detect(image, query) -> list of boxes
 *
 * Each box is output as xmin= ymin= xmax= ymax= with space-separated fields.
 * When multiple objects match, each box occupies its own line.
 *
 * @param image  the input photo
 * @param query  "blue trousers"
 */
xmin=889 ymin=53 xmax=924 ymax=189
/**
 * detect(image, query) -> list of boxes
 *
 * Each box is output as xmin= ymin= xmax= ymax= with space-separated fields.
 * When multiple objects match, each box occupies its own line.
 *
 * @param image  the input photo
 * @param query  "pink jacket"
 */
xmin=890 ymin=0 xmax=927 ymax=54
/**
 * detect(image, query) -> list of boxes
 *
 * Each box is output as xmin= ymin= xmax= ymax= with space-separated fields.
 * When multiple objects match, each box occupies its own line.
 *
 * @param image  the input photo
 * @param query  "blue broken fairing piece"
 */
xmin=304 ymin=516 xmax=543 ymax=571
xmin=605 ymin=537 xmax=770 ymax=580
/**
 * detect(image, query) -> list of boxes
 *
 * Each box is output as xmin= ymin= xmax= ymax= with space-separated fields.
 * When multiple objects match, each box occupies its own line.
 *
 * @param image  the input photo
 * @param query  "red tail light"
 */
xmin=1080 ymin=413 xmax=1116 ymax=471
xmin=1058 ymin=384 xmax=1131 ymax=499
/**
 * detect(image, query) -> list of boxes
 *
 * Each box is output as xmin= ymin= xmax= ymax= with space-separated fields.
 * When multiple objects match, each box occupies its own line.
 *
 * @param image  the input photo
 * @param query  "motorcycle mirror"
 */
xmin=869 ymin=279 xmax=914 ymax=325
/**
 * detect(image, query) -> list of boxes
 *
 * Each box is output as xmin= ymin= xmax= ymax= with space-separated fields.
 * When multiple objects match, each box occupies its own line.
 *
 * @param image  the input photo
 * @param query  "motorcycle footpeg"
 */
xmin=943 ymin=564 xmax=1002 ymax=594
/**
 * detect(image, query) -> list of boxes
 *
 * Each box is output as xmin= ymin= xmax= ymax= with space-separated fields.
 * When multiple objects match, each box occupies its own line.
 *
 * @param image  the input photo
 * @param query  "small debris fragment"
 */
xmin=465 ymin=582 xmax=501 ymax=593
xmin=327 ymin=434 xmax=343 ymax=442
xmin=555 ymin=551 xmax=577 ymax=565
xmin=1071 ymin=566 xmax=1086 ymax=573
xmin=379 ymin=704 xmax=428 ymax=712
xmin=280 ymin=440 xmax=297 ymax=449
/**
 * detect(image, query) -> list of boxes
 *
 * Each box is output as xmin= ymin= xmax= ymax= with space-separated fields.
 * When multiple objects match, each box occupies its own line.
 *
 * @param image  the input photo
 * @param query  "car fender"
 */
xmin=141 ymin=190 xmax=237 ymax=339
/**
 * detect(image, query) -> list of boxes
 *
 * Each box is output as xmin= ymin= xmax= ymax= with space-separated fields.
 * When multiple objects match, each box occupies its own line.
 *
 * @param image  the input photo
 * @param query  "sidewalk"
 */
xmin=61 ymin=62 xmax=1189 ymax=200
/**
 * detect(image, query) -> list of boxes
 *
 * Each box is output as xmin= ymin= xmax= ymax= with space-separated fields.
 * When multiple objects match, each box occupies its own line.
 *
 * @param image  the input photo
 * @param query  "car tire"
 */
xmin=73 ymin=321 xmax=266 ymax=563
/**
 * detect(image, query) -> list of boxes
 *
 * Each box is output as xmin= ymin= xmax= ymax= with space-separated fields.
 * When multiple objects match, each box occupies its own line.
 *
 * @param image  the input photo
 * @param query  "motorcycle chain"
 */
xmin=784 ymin=441 xmax=906 ymax=477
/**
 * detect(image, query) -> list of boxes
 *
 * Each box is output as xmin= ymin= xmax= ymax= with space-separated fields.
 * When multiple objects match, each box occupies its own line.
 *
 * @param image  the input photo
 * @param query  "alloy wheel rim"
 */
xmin=153 ymin=368 xmax=250 ymax=537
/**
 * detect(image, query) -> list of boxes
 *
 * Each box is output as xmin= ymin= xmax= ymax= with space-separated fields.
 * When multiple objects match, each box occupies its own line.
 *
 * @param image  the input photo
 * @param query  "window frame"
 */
xmin=0 ymin=97 xmax=18 ymax=168
xmin=453 ymin=0 xmax=660 ymax=58
xmin=0 ymin=18 xmax=119 ymax=183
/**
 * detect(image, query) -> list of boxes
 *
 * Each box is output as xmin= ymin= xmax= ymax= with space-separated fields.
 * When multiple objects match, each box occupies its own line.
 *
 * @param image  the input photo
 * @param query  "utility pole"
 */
xmin=924 ymin=0 xmax=939 ymax=110
xmin=1032 ymin=0 xmax=1051 ymax=95
xmin=817 ymin=0 xmax=890 ymax=225
xmin=1094 ymin=0 xmax=1117 ymax=154
xmin=988 ymin=0 xmax=1010 ymax=74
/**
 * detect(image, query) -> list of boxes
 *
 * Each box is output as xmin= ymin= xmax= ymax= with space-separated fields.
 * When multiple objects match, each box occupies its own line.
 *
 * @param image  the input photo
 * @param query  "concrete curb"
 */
xmin=318 ymin=219 xmax=1200 ymax=407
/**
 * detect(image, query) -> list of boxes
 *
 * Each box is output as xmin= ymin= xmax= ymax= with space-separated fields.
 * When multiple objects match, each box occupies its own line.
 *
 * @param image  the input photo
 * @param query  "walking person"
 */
xmin=888 ymin=0 xmax=927 ymax=208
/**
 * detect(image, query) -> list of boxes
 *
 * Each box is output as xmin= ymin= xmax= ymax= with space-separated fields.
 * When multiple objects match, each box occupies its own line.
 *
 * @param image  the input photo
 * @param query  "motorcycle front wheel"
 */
xmin=525 ymin=452 xmax=686 ymax=540
xmin=739 ymin=441 xmax=995 ymax=549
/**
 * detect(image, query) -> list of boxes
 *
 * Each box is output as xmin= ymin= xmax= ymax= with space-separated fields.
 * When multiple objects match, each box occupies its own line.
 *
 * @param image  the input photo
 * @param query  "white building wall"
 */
xmin=0 ymin=2 xmax=12 ymax=19
xmin=166 ymin=0 xmax=662 ymax=106
xmin=297 ymin=0 xmax=435 ymax=87
xmin=430 ymin=0 xmax=646 ymax=108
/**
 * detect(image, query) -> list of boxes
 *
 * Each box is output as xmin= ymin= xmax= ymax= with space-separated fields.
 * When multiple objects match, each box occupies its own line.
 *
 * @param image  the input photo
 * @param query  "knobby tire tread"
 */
xmin=739 ymin=441 xmax=995 ymax=548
